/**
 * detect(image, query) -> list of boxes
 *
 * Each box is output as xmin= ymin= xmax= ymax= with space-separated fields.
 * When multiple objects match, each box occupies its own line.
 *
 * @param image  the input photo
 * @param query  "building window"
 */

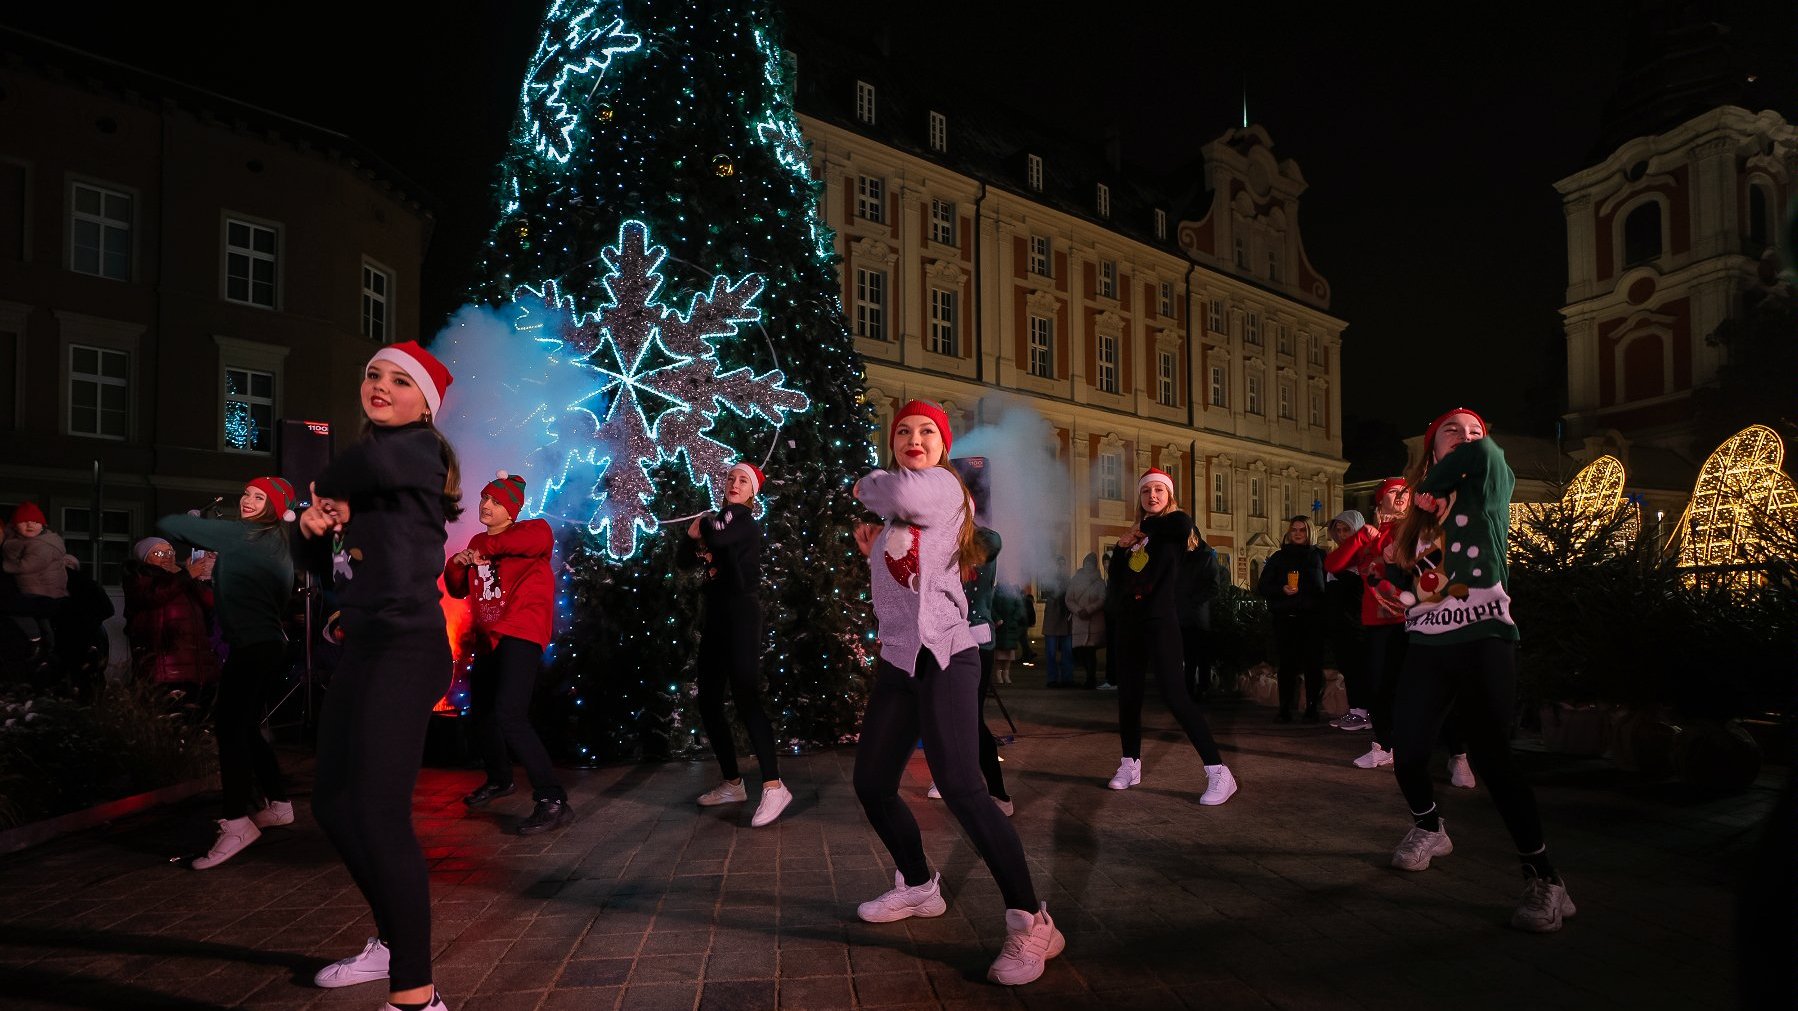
xmin=223 ymin=367 xmax=275 ymax=453
xmin=855 ymin=175 xmax=885 ymax=224
xmin=1246 ymin=373 xmax=1263 ymax=415
xmin=1209 ymin=365 xmax=1227 ymax=407
xmin=1027 ymin=314 xmax=1053 ymax=378
xmin=1307 ymin=333 xmax=1324 ymax=366
xmin=1097 ymin=452 xmax=1123 ymax=500
xmin=1098 ymin=259 xmax=1117 ymax=299
xmin=929 ymin=199 xmax=956 ymax=246
xmin=855 ymin=80 xmax=876 ymax=124
xmin=1212 ymin=472 xmax=1230 ymax=514
xmin=1027 ymin=153 xmax=1044 ymax=191
xmin=1207 ymin=300 xmax=1224 ymax=334
xmin=225 ymin=217 xmax=278 ymax=308
xmin=928 ymin=110 xmax=947 ymax=152
xmin=1249 ymin=477 xmax=1264 ymax=517
xmin=1309 ymin=390 xmax=1323 ymax=427
xmin=1279 ymin=381 xmax=1294 ymax=419
xmin=1623 ymin=201 xmax=1661 ymax=266
xmin=1159 ymin=281 xmax=1175 ymax=318
xmin=361 ymin=262 xmax=390 ymax=342
xmin=1097 ymin=333 xmax=1119 ymax=393
xmin=928 ymin=287 xmax=957 ymax=356
xmin=1267 ymin=249 xmax=1283 ymax=283
xmin=70 ymin=182 xmax=132 ymax=281
xmin=1244 ymin=311 xmax=1260 ymax=346
xmin=1096 ymin=183 xmax=1111 ymax=217
xmin=1275 ymin=323 xmax=1291 ymax=356
xmin=1234 ymin=235 xmax=1249 ymax=269
xmin=1748 ymin=183 xmax=1772 ymax=250
xmin=68 ymin=343 xmax=128 ymax=439
xmin=61 ymin=506 xmax=132 ymax=587
xmin=1154 ymin=208 xmax=1167 ymax=240
xmin=1028 ymin=234 xmax=1051 ymax=277
xmin=854 ymin=267 xmax=886 ymax=341
xmin=1282 ymin=483 xmax=1294 ymax=518
xmin=1157 ymin=351 xmax=1178 ymax=406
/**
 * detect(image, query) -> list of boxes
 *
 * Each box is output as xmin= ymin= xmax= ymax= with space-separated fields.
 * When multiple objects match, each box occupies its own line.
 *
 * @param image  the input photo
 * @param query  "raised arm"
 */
xmin=157 ymin=514 xmax=249 ymax=554
xmin=854 ymin=467 xmax=963 ymax=527
xmin=697 ymin=504 xmax=759 ymax=549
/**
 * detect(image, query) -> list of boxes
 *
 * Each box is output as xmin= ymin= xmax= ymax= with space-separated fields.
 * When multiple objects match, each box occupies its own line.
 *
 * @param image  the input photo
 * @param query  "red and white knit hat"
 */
xmin=367 ymin=340 xmax=454 ymax=418
xmin=1138 ymin=468 xmax=1175 ymax=497
xmin=728 ymin=461 xmax=765 ymax=496
xmin=482 ymin=471 xmax=528 ymax=519
xmin=247 ymin=476 xmax=297 ymax=522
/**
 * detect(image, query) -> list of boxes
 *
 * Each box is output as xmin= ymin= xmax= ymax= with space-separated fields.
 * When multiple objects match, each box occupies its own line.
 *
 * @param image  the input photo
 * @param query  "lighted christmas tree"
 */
xmin=473 ymin=0 xmax=874 ymax=760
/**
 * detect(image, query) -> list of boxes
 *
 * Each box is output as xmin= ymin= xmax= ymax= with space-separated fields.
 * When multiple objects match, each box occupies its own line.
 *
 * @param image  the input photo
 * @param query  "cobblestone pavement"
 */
xmin=0 ymin=675 xmax=1781 ymax=1010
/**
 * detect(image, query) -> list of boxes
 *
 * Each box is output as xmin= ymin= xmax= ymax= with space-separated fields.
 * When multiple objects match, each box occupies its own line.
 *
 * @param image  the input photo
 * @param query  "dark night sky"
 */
xmin=5 ymin=2 xmax=1790 ymax=455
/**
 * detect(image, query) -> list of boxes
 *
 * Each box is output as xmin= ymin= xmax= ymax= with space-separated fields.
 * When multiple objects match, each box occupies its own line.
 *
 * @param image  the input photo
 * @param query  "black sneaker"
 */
xmin=463 ymin=782 xmax=516 ymax=807
xmin=517 ymin=798 xmax=574 ymax=835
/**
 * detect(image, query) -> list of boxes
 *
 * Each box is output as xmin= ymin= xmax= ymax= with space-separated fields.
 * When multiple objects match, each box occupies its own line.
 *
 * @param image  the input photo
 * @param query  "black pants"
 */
xmin=1273 ymin=613 xmax=1325 ymax=715
xmin=1073 ymin=645 xmax=1098 ymax=687
xmin=1371 ymin=623 xmax=1466 ymax=753
xmin=1116 ymin=618 xmax=1223 ymax=765
xmin=215 ymin=639 xmax=289 ymax=819
xmin=1333 ymin=623 xmax=1369 ymax=709
xmin=1180 ymin=624 xmax=1210 ymax=700
xmin=696 ymin=602 xmax=779 ymax=783
xmin=470 ymin=636 xmax=564 ymax=802
xmin=1392 ymin=637 xmax=1544 ymax=852
xmin=976 ymin=649 xmax=1007 ymax=801
xmin=854 ymin=648 xmax=1035 ymax=911
xmin=312 ymin=624 xmax=448 ymax=993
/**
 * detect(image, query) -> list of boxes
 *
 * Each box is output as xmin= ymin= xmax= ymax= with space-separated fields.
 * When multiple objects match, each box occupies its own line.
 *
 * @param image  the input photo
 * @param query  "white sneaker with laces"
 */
xmin=926 ymin=782 xmax=941 ymax=799
xmin=856 ymin=870 xmax=947 ymax=923
xmin=1354 ymin=743 xmax=1394 ymax=769
xmin=1391 ymin=821 xmax=1453 ymax=871
xmin=191 ymin=817 xmax=260 ymax=870
xmin=1199 ymin=764 xmax=1237 ymax=806
xmin=1511 ymin=869 xmax=1577 ymax=933
xmin=313 ymin=936 xmax=390 ymax=988
xmin=251 ymin=800 xmax=294 ymax=828
xmin=1106 ymin=757 xmax=1141 ymax=791
xmin=697 ymin=780 xmax=748 ymax=806
xmin=750 ymin=783 xmax=792 ymax=827
xmin=1336 ymin=710 xmax=1372 ymax=732
xmin=986 ymin=903 xmax=1065 ymax=985
xmin=1449 ymin=754 xmax=1476 ymax=789
xmin=380 ymin=990 xmax=446 ymax=1010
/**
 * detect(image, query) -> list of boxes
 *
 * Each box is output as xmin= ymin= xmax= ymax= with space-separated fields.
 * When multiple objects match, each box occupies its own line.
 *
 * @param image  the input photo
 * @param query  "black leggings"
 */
xmin=1333 ymin=625 xmax=1368 ymax=709
xmin=1273 ymin=613 xmax=1325 ymax=715
xmin=854 ymin=648 xmax=1035 ymax=911
xmin=470 ymin=636 xmax=564 ymax=802
xmin=697 ymin=602 xmax=779 ymax=783
xmin=1392 ymin=637 xmax=1544 ymax=852
xmin=1180 ymin=625 xmax=1210 ymax=700
xmin=1073 ymin=645 xmax=1098 ymax=687
xmin=215 ymin=639 xmax=289 ymax=819
xmin=1116 ymin=618 xmax=1223 ymax=766
xmin=1371 ymin=624 xmax=1465 ymax=753
xmin=312 ymin=626 xmax=448 ymax=993
xmin=976 ymin=649 xmax=1007 ymax=801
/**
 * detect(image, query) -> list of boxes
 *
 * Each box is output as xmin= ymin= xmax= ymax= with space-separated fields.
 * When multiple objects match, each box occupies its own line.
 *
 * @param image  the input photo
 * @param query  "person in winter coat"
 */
xmin=3 ymin=503 xmax=71 ymax=653
xmin=1039 ymin=559 xmax=1074 ymax=687
xmin=989 ymin=583 xmax=1029 ymax=685
xmin=1177 ymin=533 xmax=1221 ymax=700
xmin=122 ymin=537 xmax=220 ymax=695
xmin=445 ymin=472 xmax=572 ymax=835
xmin=1064 ymin=553 xmax=1106 ymax=688
xmin=1324 ymin=511 xmax=1369 ymax=727
xmin=1256 ymin=516 xmax=1328 ymax=722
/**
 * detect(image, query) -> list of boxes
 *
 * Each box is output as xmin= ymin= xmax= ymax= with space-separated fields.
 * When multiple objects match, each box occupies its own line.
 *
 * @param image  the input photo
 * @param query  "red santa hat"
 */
xmin=247 ymin=476 xmax=297 ymax=522
xmin=9 ymin=502 xmax=45 ymax=527
xmin=367 ymin=340 xmax=454 ymax=418
xmin=728 ymin=461 xmax=765 ymax=497
xmin=1374 ymin=477 xmax=1409 ymax=503
xmin=482 ymin=471 xmax=528 ymax=519
xmin=1138 ymin=468 xmax=1176 ymax=497
xmin=890 ymin=400 xmax=953 ymax=454
xmin=1423 ymin=407 xmax=1488 ymax=456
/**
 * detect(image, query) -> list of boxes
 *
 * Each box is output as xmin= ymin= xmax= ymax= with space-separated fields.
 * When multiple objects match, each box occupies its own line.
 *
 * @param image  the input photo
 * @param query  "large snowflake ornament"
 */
xmin=519 ymin=2 xmax=641 ymax=165
xmin=517 ymin=221 xmax=810 ymax=559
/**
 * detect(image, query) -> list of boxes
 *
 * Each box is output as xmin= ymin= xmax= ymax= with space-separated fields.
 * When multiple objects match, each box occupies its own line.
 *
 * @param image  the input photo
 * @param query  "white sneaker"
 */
xmin=1336 ymin=710 xmax=1372 ymax=732
xmin=251 ymin=800 xmax=294 ymax=828
xmin=381 ymin=990 xmax=446 ymax=1010
xmin=926 ymin=782 xmax=941 ymax=799
xmin=1096 ymin=682 xmax=1119 ymax=691
xmin=313 ymin=936 xmax=390 ymax=988
xmin=1511 ymin=869 xmax=1577 ymax=933
xmin=750 ymin=783 xmax=792 ymax=827
xmin=986 ymin=903 xmax=1065 ymax=985
xmin=1354 ymin=743 xmax=1394 ymax=769
xmin=1391 ymin=821 xmax=1453 ymax=871
xmin=1449 ymin=754 xmax=1476 ymax=789
xmin=1106 ymin=757 xmax=1141 ymax=790
xmin=191 ymin=817 xmax=260 ymax=870
xmin=856 ymin=870 xmax=947 ymax=923
xmin=993 ymin=796 xmax=1015 ymax=817
xmin=1199 ymin=764 xmax=1237 ymax=806
xmin=697 ymin=780 xmax=748 ymax=806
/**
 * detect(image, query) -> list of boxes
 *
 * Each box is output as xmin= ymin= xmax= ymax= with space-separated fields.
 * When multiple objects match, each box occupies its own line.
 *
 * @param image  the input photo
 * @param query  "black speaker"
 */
xmin=277 ymin=419 xmax=334 ymax=503
xmin=951 ymin=455 xmax=991 ymax=518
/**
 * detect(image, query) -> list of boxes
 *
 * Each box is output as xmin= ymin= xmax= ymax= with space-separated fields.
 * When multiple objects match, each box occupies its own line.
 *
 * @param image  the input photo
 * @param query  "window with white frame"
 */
xmin=928 ymin=287 xmax=957 ymax=356
xmin=928 ymin=111 xmax=947 ymax=152
xmin=1163 ymin=465 xmax=1181 ymax=500
xmin=1096 ymin=183 xmax=1111 ymax=217
xmin=361 ymin=262 xmax=390 ymax=342
xmin=225 ymin=217 xmax=278 ymax=308
xmin=1267 ymin=249 xmax=1283 ymax=283
xmin=1307 ymin=333 xmax=1325 ymax=366
xmin=69 ymin=344 xmax=128 ymax=439
xmin=1249 ymin=477 xmax=1264 ymax=516
xmin=1246 ymin=372 xmax=1263 ymax=415
xmin=1027 ymin=314 xmax=1053 ymax=378
xmin=1282 ymin=484 xmax=1293 ymax=518
xmin=1098 ymin=259 xmax=1117 ymax=299
xmin=1209 ymin=365 xmax=1227 ymax=407
xmin=1212 ymin=471 xmax=1230 ymax=513
xmin=1026 ymin=153 xmax=1043 ymax=191
xmin=1275 ymin=323 xmax=1291 ymax=355
xmin=223 ymin=366 xmax=276 ymax=453
xmin=1154 ymin=208 xmax=1167 ymax=240
xmin=1157 ymin=351 xmax=1177 ymax=406
xmin=1159 ymin=281 xmax=1174 ymax=318
xmin=854 ymin=267 xmax=886 ymax=340
xmin=1096 ymin=333 xmax=1119 ymax=393
xmin=1028 ymin=234 xmax=1050 ymax=277
xmin=1279 ymin=380 xmax=1294 ymax=419
xmin=1207 ymin=299 xmax=1224 ymax=333
xmin=70 ymin=182 xmax=132 ymax=281
xmin=855 ymin=175 xmax=885 ymax=224
xmin=1097 ymin=451 xmax=1123 ymax=500
xmin=1234 ymin=235 xmax=1249 ymax=269
xmin=855 ymin=80 xmax=876 ymax=124
xmin=1244 ymin=311 xmax=1261 ymax=345
xmin=1309 ymin=390 xmax=1322 ymax=427
xmin=61 ymin=506 xmax=132 ymax=587
xmin=929 ymin=199 xmax=956 ymax=245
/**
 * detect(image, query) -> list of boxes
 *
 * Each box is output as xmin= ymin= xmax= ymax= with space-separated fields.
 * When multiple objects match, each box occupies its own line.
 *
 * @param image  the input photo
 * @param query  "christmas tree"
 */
xmin=472 ymin=0 xmax=874 ymax=761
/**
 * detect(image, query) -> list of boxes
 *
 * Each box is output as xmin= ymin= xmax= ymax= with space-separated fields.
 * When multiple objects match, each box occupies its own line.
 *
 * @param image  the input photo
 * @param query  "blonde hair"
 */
xmin=1136 ymin=490 xmax=1202 ymax=550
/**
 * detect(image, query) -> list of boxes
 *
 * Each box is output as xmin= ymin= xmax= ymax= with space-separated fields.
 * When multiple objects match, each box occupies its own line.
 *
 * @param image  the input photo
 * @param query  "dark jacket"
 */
xmin=959 ymin=527 xmax=1002 ymax=649
xmin=123 ymin=558 xmax=220 ymax=686
xmin=1109 ymin=510 xmax=1194 ymax=624
xmin=1177 ymin=539 xmax=1221 ymax=631
xmin=676 ymin=503 xmax=764 ymax=607
xmin=158 ymin=513 xmax=293 ymax=648
xmin=1256 ymin=542 xmax=1327 ymax=617
xmin=990 ymin=584 xmax=1030 ymax=650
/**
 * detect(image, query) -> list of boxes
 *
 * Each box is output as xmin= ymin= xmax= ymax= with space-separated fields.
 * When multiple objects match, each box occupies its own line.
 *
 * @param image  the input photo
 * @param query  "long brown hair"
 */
xmin=1390 ymin=454 xmax=1436 ymax=568
xmin=939 ymin=458 xmax=987 ymax=572
xmin=362 ymin=418 xmax=464 ymax=522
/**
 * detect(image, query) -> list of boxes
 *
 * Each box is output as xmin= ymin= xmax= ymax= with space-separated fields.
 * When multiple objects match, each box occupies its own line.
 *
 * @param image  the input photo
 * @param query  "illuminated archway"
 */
xmin=1670 ymin=425 xmax=1796 ymax=588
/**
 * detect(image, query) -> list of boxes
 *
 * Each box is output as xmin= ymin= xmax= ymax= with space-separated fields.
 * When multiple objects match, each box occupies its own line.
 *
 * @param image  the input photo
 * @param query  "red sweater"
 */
xmin=444 ymin=518 xmax=556 ymax=649
xmin=1324 ymin=521 xmax=1402 ymax=627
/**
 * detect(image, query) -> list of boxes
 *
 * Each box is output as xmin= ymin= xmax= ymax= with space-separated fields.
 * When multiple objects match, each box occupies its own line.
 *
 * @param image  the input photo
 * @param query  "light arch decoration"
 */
xmin=1670 ymin=425 xmax=1797 ymax=589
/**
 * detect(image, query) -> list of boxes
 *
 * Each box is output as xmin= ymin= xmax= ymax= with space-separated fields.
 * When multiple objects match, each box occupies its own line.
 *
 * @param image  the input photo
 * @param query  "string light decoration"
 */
xmin=1669 ymin=424 xmax=1797 ymax=590
xmin=473 ymin=0 xmax=877 ymax=762
xmin=1510 ymin=454 xmax=1638 ymax=553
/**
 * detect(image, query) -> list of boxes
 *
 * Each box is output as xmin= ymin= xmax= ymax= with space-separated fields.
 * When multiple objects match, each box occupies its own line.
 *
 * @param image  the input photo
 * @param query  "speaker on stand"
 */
xmin=271 ymin=419 xmax=335 ymax=740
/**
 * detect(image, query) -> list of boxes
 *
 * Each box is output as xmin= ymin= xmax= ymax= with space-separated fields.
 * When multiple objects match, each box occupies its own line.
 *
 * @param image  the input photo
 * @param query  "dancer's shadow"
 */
xmin=0 ymin=924 xmax=319 ymax=999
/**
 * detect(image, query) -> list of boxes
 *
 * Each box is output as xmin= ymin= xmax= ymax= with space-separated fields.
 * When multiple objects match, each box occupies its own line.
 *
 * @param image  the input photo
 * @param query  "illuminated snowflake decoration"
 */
xmin=515 ymin=221 xmax=810 ymax=559
xmin=519 ymin=2 xmax=641 ymax=165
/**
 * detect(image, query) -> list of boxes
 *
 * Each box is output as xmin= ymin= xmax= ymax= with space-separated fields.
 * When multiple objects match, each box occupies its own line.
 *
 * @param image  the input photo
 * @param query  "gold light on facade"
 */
xmin=1670 ymin=425 xmax=1796 ymax=588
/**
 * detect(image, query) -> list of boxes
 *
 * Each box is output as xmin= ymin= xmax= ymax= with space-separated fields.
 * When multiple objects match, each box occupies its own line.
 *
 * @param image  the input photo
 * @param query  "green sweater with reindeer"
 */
xmin=1403 ymin=437 xmax=1518 ymax=645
